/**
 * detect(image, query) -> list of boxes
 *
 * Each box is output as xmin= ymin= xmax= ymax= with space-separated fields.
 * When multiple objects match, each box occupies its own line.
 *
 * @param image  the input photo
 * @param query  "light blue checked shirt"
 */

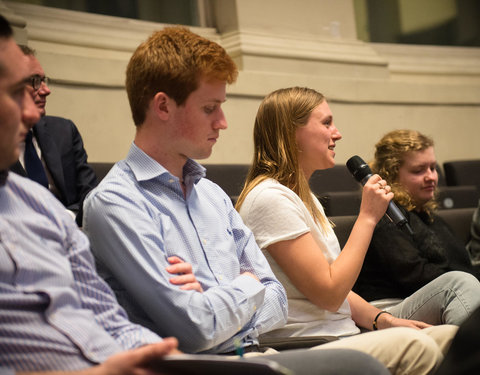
xmin=83 ymin=143 xmax=287 ymax=354
xmin=0 ymin=172 xmax=161 ymax=372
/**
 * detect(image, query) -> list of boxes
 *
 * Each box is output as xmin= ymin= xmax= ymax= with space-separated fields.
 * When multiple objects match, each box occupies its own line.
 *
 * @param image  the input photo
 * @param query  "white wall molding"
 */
xmin=3 ymin=1 xmax=479 ymax=165
xmin=372 ymin=43 xmax=480 ymax=84
xmin=222 ymin=29 xmax=388 ymax=66
xmin=6 ymin=1 xmax=219 ymax=51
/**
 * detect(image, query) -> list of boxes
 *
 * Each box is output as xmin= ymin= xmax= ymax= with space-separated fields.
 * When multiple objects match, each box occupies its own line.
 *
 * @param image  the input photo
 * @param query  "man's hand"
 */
xmin=17 ymin=339 xmax=181 ymax=375
xmin=166 ymin=256 xmax=203 ymax=292
xmin=241 ymin=271 xmax=260 ymax=282
xmin=92 ymin=337 xmax=180 ymax=375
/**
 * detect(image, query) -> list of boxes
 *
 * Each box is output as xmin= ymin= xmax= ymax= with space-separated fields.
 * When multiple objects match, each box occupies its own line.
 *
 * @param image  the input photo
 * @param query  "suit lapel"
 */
xmin=34 ymin=117 xmax=67 ymax=196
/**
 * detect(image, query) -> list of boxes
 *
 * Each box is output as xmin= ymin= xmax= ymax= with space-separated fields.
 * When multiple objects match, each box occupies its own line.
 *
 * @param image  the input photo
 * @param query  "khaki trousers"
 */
xmin=310 ymin=325 xmax=458 ymax=375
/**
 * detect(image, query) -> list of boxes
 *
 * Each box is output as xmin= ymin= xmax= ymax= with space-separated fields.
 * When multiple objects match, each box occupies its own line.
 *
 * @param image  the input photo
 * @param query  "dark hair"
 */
xmin=18 ymin=44 xmax=35 ymax=56
xmin=0 ymin=14 xmax=13 ymax=39
xmin=0 ymin=15 xmax=13 ymax=77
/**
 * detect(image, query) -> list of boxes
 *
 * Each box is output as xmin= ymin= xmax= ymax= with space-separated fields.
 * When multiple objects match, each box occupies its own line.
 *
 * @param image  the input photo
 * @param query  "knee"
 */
xmin=391 ymin=328 xmax=443 ymax=374
xmin=423 ymin=324 xmax=458 ymax=354
xmin=337 ymin=350 xmax=390 ymax=375
xmin=441 ymin=271 xmax=480 ymax=289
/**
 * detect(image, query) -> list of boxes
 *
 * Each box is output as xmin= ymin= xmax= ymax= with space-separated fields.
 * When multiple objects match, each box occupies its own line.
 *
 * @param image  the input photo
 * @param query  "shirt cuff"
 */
xmin=233 ymin=273 xmax=266 ymax=310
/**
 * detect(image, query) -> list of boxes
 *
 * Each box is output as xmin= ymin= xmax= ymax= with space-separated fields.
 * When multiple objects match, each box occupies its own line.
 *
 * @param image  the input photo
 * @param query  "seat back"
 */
xmin=204 ymin=164 xmax=250 ymax=202
xmin=437 ymin=207 xmax=475 ymax=245
xmin=309 ymin=165 xmax=358 ymax=196
xmin=437 ymin=186 xmax=480 ymax=210
xmin=444 ymin=160 xmax=480 ymax=190
xmin=329 ymin=215 xmax=357 ymax=248
xmin=330 ymin=207 xmax=475 ymax=248
xmin=320 ymin=191 xmax=362 ymax=217
xmin=90 ymin=162 xmax=114 ymax=183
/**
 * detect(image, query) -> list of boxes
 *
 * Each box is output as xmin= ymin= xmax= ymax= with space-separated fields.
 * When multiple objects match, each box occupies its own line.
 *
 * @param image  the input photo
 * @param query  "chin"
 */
xmin=194 ymin=150 xmax=213 ymax=160
xmin=417 ymin=197 xmax=433 ymax=207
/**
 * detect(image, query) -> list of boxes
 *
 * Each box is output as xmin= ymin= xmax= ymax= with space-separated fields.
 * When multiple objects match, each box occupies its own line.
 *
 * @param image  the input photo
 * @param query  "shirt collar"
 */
xmin=126 ymin=143 xmax=206 ymax=184
xmin=183 ymin=159 xmax=206 ymax=185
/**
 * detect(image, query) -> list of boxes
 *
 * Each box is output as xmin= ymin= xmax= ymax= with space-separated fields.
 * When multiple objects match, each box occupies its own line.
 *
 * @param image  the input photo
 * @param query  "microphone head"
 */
xmin=347 ymin=155 xmax=372 ymax=183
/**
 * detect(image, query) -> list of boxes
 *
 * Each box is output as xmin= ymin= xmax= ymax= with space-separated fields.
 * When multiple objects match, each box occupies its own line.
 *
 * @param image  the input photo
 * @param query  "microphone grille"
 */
xmin=346 ymin=155 xmax=372 ymax=182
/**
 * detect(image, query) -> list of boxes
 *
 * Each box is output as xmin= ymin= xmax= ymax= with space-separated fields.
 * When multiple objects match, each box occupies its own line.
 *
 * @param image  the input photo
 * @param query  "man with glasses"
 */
xmin=9 ymin=45 xmax=97 ymax=226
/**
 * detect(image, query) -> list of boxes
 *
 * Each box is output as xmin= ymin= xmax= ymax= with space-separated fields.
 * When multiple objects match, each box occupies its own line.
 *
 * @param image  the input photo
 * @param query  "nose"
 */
xmin=213 ymin=108 xmax=228 ymax=130
xmin=23 ymin=88 xmax=40 ymax=126
xmin=332 ymin=124 xmax=342 ymax=141
xmin=38 ymin=81 xmax=51 ymax=97
xmin=425 ymin=167 xmax=437 ymax=182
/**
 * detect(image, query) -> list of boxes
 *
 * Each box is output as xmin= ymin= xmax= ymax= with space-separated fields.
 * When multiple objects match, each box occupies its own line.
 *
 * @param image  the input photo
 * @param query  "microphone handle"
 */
xmin=385 ymin=202 xmax=413 ymax=235
xmin=361 ymin=174 xmax=413 ymax=235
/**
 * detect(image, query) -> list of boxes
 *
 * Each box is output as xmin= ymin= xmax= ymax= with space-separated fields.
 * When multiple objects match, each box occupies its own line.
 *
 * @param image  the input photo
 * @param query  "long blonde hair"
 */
xmin=236 ymin=87 xmax=331 ymax=232
xmin=371 ymin=129 xmax=437 ymax=215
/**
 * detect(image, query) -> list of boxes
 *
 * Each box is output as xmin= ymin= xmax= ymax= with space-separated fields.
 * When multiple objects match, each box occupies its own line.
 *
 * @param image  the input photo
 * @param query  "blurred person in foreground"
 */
xmin=0 ymin=13 xmax=184 ymax=373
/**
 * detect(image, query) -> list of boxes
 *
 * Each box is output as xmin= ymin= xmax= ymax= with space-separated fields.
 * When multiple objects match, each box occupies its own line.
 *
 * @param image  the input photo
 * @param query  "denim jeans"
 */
xmin=386 ymin=271 xmax=480 ymax=326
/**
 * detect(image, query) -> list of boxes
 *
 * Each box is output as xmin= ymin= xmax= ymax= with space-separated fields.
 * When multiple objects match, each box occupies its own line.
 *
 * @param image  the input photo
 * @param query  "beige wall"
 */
xmin=398 ymin=0 xmax=457 ymax=34
xmin=3 ymin=0 xmax=480 ymax=169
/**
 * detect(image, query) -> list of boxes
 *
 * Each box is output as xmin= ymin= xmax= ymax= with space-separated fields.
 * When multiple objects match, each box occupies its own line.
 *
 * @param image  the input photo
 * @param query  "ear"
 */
xmin=152 ymin=92 xmax=171 ymax=121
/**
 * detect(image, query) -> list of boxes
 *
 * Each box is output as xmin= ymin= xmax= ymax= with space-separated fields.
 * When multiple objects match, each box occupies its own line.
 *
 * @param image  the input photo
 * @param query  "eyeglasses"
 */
xmin=29 ymin=75 xmax=50 ymax=91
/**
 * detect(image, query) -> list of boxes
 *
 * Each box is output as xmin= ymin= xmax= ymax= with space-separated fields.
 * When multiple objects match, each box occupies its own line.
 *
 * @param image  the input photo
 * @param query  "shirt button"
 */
xmin=253 ymin=305 xmax=257 ymax=311
xmin=168 ymin=179 xmax=174 ymax=183
xmin=202 ymin=239 xmax=207 ymax=245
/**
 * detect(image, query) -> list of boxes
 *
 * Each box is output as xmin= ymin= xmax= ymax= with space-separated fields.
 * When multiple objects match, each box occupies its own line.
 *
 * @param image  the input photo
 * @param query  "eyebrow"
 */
xmin=317 ymin=114 xmax=332 ymax=123
xmin=409 ymin=161 xmax=436 ymax=168
xmin=209 ymin=98 xmax=226 ymax=103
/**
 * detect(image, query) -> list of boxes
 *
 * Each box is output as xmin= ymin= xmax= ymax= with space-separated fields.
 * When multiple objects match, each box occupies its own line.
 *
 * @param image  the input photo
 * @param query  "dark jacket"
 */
xmin=10 ymin=115 xmax=97 ymax=225
xmin=354 ymin=205 xmax=479 ymax=301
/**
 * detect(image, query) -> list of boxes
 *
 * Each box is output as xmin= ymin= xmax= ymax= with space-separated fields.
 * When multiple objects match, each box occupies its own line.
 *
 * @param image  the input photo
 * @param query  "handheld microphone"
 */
xmin=346 ymin=155 xmax=413 ymax=235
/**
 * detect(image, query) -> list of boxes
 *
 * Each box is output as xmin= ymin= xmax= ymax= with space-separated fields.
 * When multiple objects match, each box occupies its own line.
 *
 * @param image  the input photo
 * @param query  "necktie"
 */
xmin=24 ymin=131 xmax=49 ymax=188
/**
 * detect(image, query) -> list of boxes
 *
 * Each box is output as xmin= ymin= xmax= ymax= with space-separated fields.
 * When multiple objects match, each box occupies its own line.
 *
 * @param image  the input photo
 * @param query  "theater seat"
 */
xmin=318 ymin=191 xmax=362 ymax=217
xmin=90 ymin=162 xmax=114 ymax=183
xmin=204 ymin=164 xmax=250 ymax=201
xmin=329 ymin=207 xmax=475 ymax=249
xmin=437 ymin=186 xmax=480 ymax=209
xmin=309 ymin=165 xmax=359 ymax=196
xmin=437 ymin=207 xmax=475 ymax=245
xmin=330 ymin=215 xmax=357 ymax=248
xmin=444 ymin=160 xmax=480 ymax=190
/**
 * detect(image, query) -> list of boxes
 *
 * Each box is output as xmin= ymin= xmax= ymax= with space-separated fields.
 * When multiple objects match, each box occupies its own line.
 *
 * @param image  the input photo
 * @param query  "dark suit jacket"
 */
xmin=10 ymin=115 xmax=97 ymax=225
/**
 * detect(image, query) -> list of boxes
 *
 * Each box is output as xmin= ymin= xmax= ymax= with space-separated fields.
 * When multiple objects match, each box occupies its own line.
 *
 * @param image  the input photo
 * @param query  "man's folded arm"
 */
xmin=84 ymin=192 xmax=267 ymax=353
xmin=229 ymin=209 xmax=288 ymax=335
